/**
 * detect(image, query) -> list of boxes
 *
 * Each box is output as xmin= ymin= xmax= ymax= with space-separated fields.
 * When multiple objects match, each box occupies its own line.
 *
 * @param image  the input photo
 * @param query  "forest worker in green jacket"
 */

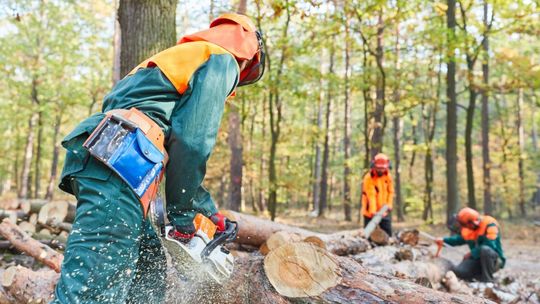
xmin=436 ymin=207 xmax=506 ymax=282
xmin=51 ymin=13 xmax=265 ymax=304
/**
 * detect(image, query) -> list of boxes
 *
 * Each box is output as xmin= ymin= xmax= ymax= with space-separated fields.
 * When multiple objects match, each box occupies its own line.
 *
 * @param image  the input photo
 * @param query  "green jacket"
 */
xmin=60 ymin=41 xmax=239 ymax=227
xmin=443 ymin=215 xmax=506 ymax=268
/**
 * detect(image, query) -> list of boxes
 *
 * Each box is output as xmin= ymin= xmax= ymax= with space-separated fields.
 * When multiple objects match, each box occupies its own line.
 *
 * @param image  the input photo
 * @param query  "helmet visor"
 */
xmin=238 ymin=31 xmax=266 ymax=86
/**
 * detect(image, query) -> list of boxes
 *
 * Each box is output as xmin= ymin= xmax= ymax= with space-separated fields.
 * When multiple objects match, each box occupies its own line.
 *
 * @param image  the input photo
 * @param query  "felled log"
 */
xmin=398 ymin=229 xmax=420 ymax=246
xmin=370 ymin=226 xmax=389 ymax=245
xmin=0 ymin=209 xmax=26 ymax=223
xmin=442 ymin=271 xmax=473 ymax=295
xmin=20 ymin=200 xmax=76 ymax=223
xmin=264 ymin=242 xmax=340 ymax=297
xmin=38 ymin=201 xmax=69 ymax=226
xmin=221 ymin=210 xmax=327 ymax=246
xmin=1 ymin=266 xmax=58 ymax=304
xmin=221 ymin=210 xmax=370 ymax=256
xmin=0 ymin=219 xmax=63 ymax=272
xmin=260 ymin=231 xmax=303 ymax=255
xmin=172 ymin=244 xmax=493 ymax=304
xmin=355 ymin=245 xmax=453 ymax=286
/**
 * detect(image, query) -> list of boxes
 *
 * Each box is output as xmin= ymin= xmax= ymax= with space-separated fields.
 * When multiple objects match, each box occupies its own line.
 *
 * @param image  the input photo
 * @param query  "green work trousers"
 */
xmin=51 ymin=130 xmax=166 ymax=303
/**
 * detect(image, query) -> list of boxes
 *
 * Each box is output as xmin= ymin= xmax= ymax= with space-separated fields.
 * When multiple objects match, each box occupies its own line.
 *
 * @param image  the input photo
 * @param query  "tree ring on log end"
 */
xmin=264 ymin=242 xmax=340 ymax=297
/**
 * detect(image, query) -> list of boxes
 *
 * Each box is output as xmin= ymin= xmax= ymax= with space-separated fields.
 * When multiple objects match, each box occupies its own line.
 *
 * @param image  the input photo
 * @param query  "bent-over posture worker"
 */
xmin=436 ymin=207 xmax=506 ymax=282
xmin=51 ymin=13 xmax=265 ymax=303
xmin=361 ymin=153 xmax=394 ymax=236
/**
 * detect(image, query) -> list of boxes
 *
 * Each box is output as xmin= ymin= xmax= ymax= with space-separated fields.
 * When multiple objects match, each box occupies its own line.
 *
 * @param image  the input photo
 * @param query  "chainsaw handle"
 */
xmin=201 ymin=220 xmax=239 ymax=259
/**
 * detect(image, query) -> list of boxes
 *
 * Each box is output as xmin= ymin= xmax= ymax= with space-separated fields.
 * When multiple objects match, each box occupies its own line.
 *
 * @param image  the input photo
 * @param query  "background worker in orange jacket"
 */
xmin=361 ymin=153 xmax=394 ymax=236
xmin=436 ymin=207 xmax=506 ymax=282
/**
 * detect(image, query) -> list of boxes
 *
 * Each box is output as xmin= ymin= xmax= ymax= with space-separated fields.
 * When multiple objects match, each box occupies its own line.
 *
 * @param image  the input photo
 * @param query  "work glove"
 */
xmin=210 ymin=212 xmax=227 ymax=232
xmin=168 ymin=223 xmax=196 ymax=243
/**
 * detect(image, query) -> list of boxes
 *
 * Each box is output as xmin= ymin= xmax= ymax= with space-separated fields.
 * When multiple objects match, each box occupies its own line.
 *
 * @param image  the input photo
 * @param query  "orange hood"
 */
xmin=178 ymin=23 xmax=259 ymax=62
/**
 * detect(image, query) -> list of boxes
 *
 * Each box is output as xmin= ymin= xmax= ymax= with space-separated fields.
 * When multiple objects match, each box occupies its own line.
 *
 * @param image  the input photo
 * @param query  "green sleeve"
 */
xmin=443 ymin=234 xmax=466 ymax=246
xmin=165 ymin=54 xmax=239 ymax=227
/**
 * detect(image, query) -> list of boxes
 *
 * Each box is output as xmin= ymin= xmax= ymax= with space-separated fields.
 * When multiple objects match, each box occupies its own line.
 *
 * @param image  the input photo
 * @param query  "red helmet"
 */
xmin=372 ymin=153 xmax=390 ymax=170
xmin=457 ymin=207 xmax=480 ymax=228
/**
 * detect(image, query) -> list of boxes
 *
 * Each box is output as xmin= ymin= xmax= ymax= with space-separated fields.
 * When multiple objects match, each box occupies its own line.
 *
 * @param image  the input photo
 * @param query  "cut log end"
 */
xmin=398 ymin=229 xmax=420 ymax=246
xmin=1 ymin=267 xmax=17 ymax=288
xmin=303 ymin=236 xmax=327 ymax=250
xmin=370 ymin=227 xmax=389 ymax=246
xmin=264 ymin=242 xmax=340 ymax=298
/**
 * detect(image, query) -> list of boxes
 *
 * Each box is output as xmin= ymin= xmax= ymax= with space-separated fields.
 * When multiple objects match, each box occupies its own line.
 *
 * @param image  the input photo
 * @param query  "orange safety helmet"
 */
xmin=178 ymin=13 xmax=265 ymax=86
xmin=372 ymin=153 xmax=391 ymax=170
xmin=457 ymin=207 xmax=480 ymax=228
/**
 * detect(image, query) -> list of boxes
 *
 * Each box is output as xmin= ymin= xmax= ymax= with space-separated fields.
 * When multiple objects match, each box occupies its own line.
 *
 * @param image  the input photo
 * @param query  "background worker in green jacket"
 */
xmin=51 ymin=13 xmax=265 ymax=304
xmin=436 ymin=207 xmax=506 ymax=282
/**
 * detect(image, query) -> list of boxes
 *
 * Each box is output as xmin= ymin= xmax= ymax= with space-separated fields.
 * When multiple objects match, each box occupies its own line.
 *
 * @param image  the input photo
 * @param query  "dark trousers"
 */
xmin=453 ymin=246 xmax=500 ymax=282
xmin=364 ymin=213 xmax=392 ymax=236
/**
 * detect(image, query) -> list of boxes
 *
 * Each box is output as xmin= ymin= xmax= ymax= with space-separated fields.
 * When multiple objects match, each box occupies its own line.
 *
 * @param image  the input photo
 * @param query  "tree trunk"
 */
xmin=267 ymin=1 xmax=290 ymax=221
xmin=34 ymin=110 xmax=43 ymax=199
xmin=393 ymin=117 xmax=404 ymax=222
xmin=318 ymin=46 xmax=334 ymax=218
xmin=362 ymin=46 xmax=371 ymax=169
xmin=311 ymin=87 xmax=322 ymax=213
xmin=465 ymin=57 xmax=477 ymax=209
xmin=343 ymin=10 xmax=352 ymax=221
xmin=117 ymin=0 xmax=177 ymax=78
xmin=45 ymin=112 xmax=62 ymax=200
xmin=392 ymin=22 xmax=404 ymax=222
xmin=517 ymin=88 xmax=526 ymax=216
xmin=446 ymin=0 xmax=459 ymax=222
xmin=481 ymin=0 xmax=493 ymax=215
xmin=228 ymin=104 xmax=242 ymax=211
xmin=226 ymin=0 xmax=248 ymax=212
xmin=18 ymin=113 xmax=38 ymax=199
xmin=370 ymin=11 xmax=386 ymax=158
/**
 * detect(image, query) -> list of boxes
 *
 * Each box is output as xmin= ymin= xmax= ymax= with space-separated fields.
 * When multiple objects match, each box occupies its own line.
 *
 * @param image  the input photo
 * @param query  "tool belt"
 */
xmin=83 ymin=108 xmax=168 ymax=217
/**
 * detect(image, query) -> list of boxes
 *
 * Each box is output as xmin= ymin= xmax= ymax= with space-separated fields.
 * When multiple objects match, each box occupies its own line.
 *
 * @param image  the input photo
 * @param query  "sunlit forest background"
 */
xmin=0 ymin=0 xmax=539 ymax=223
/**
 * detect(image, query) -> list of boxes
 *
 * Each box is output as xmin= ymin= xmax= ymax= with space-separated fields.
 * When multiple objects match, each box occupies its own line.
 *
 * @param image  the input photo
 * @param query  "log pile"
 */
xmin=0 ymin=199 xmax=73 ymax=254
xmin=0 ymin=204 xmax=507 ymax=303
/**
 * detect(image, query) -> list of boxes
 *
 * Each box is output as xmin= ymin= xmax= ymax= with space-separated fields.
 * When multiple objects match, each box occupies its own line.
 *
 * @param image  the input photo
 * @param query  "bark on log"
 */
xmin=221 ymin=210 xmax=370 ymax=255
xmin=221 ymin=210 xmax=326 ymax=246
xmin=171 ymin=249 xmax=493 ymax=304
xmin=0 ymin=219 xmax=63 ymax=272
xmin=1 ymin=266 xmax=58 ymax=304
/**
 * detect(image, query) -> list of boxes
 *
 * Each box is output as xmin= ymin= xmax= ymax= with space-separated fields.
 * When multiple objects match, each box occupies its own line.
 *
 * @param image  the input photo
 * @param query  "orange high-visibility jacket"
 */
xmin=361 ymin=171 xmax=394 ymax=218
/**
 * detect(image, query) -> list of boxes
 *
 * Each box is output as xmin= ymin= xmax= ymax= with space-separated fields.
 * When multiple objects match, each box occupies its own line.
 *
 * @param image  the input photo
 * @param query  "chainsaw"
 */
xmin=148 ymin=194 xmax=238 ymax=284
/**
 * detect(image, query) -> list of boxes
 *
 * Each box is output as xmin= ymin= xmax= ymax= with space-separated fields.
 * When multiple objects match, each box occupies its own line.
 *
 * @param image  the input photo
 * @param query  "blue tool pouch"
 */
xmin=83 ymin=115 xmax=164 ymax=197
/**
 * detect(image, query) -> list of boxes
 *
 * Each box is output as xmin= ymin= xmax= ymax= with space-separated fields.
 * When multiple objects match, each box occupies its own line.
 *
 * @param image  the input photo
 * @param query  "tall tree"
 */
xmin=318 ymin=46 xmax=335 ymax=218
xmin=446 ymin=0 xmax=459 ymax=222
xmin=370 ymin=10 xmax=386 ymax=158
xmin=481 ymin=0 xmax=493 ymax=215
xmin=342 ymin=4 xmax=352 ymax=221
xmin=267 ymin=0 xmax=290 ymax=220
xmin=517 ymin=88 xmax=526 ymax=216
xmin=226 ymin=0 xmax=248 ymax=211
xmin=117 ymin=0 xmax=177 ymax=77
